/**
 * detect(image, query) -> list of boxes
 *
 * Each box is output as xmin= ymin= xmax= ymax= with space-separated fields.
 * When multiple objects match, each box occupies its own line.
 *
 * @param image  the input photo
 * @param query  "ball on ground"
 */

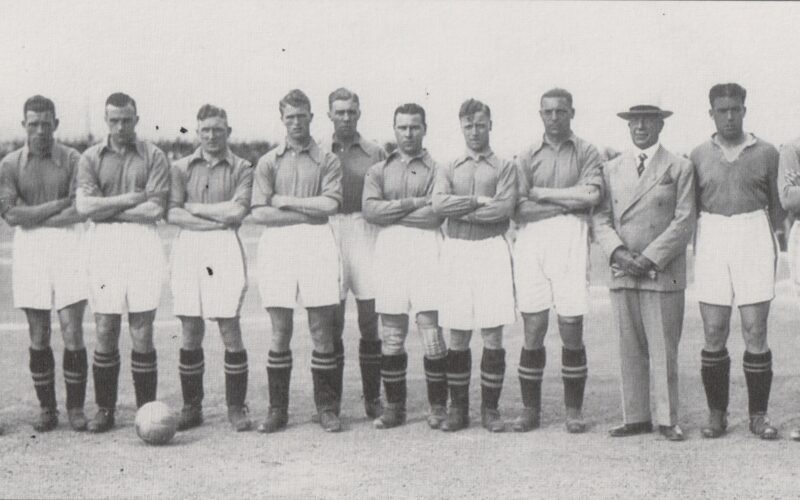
xmin=135 ymin=401 xmax=178 ymax=445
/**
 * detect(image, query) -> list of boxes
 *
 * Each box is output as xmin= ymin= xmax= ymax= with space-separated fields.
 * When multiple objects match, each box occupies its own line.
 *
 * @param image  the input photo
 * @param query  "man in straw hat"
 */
xmin=593 ymin=102 xmax=696 ymax=441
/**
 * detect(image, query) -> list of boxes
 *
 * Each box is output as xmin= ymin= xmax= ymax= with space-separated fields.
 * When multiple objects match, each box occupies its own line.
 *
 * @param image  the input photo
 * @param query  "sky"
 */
xmin=1 ymin=0 xmax=799 ymax=158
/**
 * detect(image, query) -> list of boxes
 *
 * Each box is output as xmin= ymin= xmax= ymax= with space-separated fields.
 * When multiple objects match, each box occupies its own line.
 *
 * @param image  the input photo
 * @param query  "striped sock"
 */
xmin=131 ymin=350 xmax=158 ymax=408
xmin=447 ymin=349 xmax=471 ymax=410
xmin=481 ymin=348 xmax=505 ymax=410
xmin=562 ymin=347 xmax=588 ymax=410
xmin=359 ymin=339 xmax=382 ymax=402
xmin=333 ymin=338 xmax=345 ymax=406
xmin=224 ymin=350 xmax=248 ymax=407
xmin=518 ymin=348 xmax=545 ymax=410
xmin=179 ymin=348 xmax=204 ymax=407
xmin=701 ymin=348 xmax=730 ymax=411
xmin=93 ymin=350 xmax=120 ymax=410
xmin=381 ymin=352 xmax=408 ymax=405
xmin=30 ymin=347 xmax=56 ymax=409
xmin=63 ymin=348 xmax=87 ymax=410
xmin=424 ymin=354 xmax=448 ymax=407
xmin=311 ymin=351 xmax=338 ymax=411
xmin=744 ymin=350 xmax=772 ymax=415
xmin=267 ymin=350 xmax=292 ymax=410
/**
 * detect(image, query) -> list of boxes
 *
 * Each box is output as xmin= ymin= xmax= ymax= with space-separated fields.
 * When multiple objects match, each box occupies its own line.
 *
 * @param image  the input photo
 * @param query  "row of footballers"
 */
xmin=1 ymin=82 xmax=798 ymax=442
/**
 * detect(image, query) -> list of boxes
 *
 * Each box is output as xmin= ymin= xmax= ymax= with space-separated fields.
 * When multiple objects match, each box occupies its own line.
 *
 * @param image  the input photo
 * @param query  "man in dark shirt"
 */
xmin=691 ymin=83 xmax=784 ymax=440
xmin=0 ymin=95 xmax=88 ymax=432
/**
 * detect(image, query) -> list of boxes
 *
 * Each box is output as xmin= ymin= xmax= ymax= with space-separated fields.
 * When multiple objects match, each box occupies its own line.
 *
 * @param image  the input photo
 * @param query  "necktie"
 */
xmin=637 ymin=153 xmax=647 ymax=177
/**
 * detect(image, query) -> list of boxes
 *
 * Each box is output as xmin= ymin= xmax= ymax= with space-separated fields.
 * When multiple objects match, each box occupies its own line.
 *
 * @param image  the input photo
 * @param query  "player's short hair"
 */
xmin=393 ymin=103 xmax=426 ymax=128
xmin=23 ymin=95 xmax=56 ymax=117
xmin=458 ymin=98 xmax=491 ymax=120
xmin=196 ymin=104 xmax=228 ymax=121
xmin=709 ymin=83 xmax=747 ymax=106
xmin=279 ymin=89 xmax=312 ymax=116
xmin=541 ymin=88 xmax=573 ymax=108
xmin=328 ymin=88 xmax=360 ymax=109
xmin=106 ymin=92 xmax=137 ymax=112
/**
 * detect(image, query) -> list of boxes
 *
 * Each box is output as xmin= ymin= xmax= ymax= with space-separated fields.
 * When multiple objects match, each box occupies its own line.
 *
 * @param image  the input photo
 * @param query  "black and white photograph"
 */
xmin=1 ymin=1 xmax=800 ymax=498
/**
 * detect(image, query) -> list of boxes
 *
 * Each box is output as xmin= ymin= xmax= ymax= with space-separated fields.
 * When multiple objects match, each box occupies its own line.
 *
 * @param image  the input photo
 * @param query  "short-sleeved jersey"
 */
xmin=0 ymin=143 xmax=80 ymax=217
xmin=433 ymin=150 xmax=517 ymax=240
xmin=362 ymin=150 xmax=439 ymax=229
xmin=319 ymin=134 xmax=386 ymax=214
xmin=250 ymin=139 xmax=342 ymax=208
xmin=77 ymin=138 xmax=171 ymax=221
xmin=691 ymin=134 xmax=779 ymax=216
xmin=169 ymin=147 xmax=253 ymax=210
xmin=515 ymin=133 xmax=603 ymax=222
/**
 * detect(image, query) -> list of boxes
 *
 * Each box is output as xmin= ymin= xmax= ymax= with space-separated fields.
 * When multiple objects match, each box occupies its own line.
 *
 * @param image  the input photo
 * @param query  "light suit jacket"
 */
xmin=593 ymin=145 xmax=696 ymax=291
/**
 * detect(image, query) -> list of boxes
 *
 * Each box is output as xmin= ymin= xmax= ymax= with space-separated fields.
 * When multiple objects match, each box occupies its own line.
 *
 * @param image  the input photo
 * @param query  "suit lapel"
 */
xmin=621 ymin=146 xmax=673 ymax=216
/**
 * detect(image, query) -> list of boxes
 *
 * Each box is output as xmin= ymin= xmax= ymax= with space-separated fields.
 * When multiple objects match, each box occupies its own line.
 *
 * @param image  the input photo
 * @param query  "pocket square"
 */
xmin=658 ymin=173 xmax=674 ymax=185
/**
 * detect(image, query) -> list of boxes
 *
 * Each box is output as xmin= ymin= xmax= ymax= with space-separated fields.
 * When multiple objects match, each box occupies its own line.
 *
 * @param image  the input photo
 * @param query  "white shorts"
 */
xmin=373 ymin=225 xmax=442 ymax=315
xmin=256 ymin=223 xmax=341 ymax=309
xmin=329 ymin=212 xmax=379 ymax=300
xmin=170 ymin=229 xmax=247 ymax=319
xmin=513 ymin=215 xmax=589 ymax=316
xmin=86 ymin=223 xmax=166 ymax=314
xmin=439 ymin=235 xmax=516 ymax=330
xmin=12 ymin=225 xmax=88 ymax=310
xmin=695 ymin=210 xmax=777 ymax=306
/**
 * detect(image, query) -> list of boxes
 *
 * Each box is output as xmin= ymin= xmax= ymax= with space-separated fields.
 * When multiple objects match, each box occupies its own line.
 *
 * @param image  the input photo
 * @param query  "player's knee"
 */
xmin=129 ymin=310 xmax=156 ymax=331
xmin=61 ymin=326 xmax=85 ymax=351
xmin=449 ymin=329 xmax=472 ymax=351
xmin=415 ymin=310 xmax=438 ymax=329
xmin=481 ymin=327 xmax=503 ymax=350
xmin=131 ymin=335 xmax=155 ymax=353
xmin=308 ymin=305 xmax=337 ymax=336
xmin=420 ymin=326 xmax=447 ymax=358
xmin=380 ymin=324 xmax=406 ymax=355
xmin=557 ymin=315 xmax=584 ymax=349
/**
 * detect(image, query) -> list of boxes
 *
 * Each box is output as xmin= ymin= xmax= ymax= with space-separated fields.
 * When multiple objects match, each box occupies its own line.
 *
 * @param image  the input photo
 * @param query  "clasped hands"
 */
xmin=610 ymin=247 xmax=657 ymax=279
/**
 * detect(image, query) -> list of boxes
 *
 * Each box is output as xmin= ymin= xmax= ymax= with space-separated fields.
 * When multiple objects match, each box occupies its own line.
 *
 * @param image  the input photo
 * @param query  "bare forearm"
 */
xmin=3 ymin=199 xmax=69 ymax=226
xmin=40 ymin=206 xmax=87 ymax=227
xmin=463 ymin=199 xmax=515 ymax=223
xmin=246 ymin=206 xmax=325 ymax=227
xmin=115 ymin=201 xmax=165 ymax=223
xmin=168 ymin=208 xmax=228 ymax=231
xmin=432 ymin=194 xmax=478 ymax=218
xmin=533 ymin=186 xmax=600 ymax=209
xmin=272 ymin=195 xmax=339 ymax=217
xmin=76 ymin=192 xmax=142 ymax=217
xmin=185 ymin=202 xmax=247 ymax=225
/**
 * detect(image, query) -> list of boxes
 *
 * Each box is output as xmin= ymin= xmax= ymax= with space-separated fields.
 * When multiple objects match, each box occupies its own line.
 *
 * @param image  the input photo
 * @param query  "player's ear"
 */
xmin=227 ymin=126 xmax=233 ymax=136
xmin=134 ymin=115 xmax=140 ymax=126
xmin=53 ymin=118 xmax=60 ymax=132
xmin=327 ymin=110 xmax=334 ymax=121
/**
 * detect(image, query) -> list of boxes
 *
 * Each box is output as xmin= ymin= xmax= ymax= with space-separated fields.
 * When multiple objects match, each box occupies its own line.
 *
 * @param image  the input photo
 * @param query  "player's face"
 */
xmin=281 ymin=104 xmax=313 ymax=142
xmin=22 ymin=111 xmax=58 ymax=152
xmin=460 ymin=111 xmax=492 ymax=153
xmin=328 ymin=99 xmax=361 ymax=139
xmin=710 ymin=96 xmax=746 ymax=141
xmin=104 ymin=104 xmax=139 ymax=145
xmin=393 ymin=113 xmax=426 ymax=156
xmin=539 ymin=97 xmax=574 ymax=139
xmin=627 ymin=115 xmax=664 ymax=150
xmin=197 ymin=116 xmax=231 ymax=155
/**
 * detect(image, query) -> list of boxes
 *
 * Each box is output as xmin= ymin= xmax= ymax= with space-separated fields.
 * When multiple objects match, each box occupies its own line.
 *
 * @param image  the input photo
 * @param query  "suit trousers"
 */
xmin=610 ymin=288 xmax=684 ymax=426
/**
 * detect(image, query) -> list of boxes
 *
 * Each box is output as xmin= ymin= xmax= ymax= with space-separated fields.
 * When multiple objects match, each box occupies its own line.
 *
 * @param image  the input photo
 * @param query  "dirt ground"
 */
xmin=1 ymin=227 xmax=800 ymax=499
